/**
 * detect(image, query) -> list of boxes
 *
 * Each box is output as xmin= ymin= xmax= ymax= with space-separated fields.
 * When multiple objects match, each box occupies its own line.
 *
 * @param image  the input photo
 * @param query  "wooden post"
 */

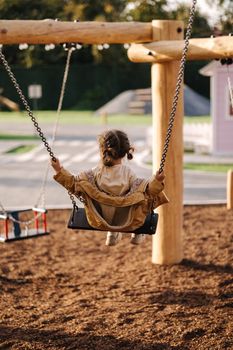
xmin=151 ymin=20 xmax=184 ymax=265
xmin=100 ymin=111 xmax=108 ymax=126
xmin=227 ymin=170 xmax=233 ymax=210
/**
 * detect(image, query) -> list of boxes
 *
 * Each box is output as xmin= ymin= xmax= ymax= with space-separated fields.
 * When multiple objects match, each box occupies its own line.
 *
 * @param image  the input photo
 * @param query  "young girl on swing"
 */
xmin=51 ymin=129 xmax=168 ymax=246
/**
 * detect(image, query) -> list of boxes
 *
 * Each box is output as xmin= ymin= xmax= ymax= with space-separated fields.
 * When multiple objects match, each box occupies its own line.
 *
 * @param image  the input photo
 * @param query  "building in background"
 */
xmin=200 ymin=61 xmax=233 ymax=155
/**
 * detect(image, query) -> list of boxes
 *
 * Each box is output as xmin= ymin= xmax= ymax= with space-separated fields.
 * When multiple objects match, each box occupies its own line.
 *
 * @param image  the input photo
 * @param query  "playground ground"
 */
xmin=0 ymin=205 xmax=232 ymax=350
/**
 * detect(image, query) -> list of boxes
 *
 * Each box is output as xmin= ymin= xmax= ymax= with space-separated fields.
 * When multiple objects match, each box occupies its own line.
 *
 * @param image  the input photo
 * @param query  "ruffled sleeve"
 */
xmin=147 ymin=175 xmax=164 ymax=196
xmin=53 ymin=167 xmax=78 ymax=194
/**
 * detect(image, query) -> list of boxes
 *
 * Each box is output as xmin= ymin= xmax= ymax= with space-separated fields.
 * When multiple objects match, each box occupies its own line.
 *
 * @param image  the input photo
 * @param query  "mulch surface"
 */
xmin=0 ymin=205 xmax=232 ymax=350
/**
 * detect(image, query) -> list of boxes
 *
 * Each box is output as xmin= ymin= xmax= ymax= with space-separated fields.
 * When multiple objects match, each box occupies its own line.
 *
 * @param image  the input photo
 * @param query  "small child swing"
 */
xmin=0 ymin=45 xmax=74 ymax=241
xmin=0 ymin=1 xmax=196 ymax=235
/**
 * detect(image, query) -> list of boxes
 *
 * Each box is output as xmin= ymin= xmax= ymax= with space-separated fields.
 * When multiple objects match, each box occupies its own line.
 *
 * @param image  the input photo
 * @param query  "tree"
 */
xmin=218 ymin=0 xmax=233 ymax=33
xmin=169 ymin=4 xmax=212 ymax=38
xmin=0 ymin=0 xmax=132 ymax=66
xmin=0 ymin=0 xmax=65 ymax=20
xmin=121 ymin=0 xmax=169 ymax=22
xmin=205 ymin=0 xmax=233 ymax=32
xmin=63 ymin=0 xmax=127 ymax=21
xmin=0 ymin=0 xmax=67 ymax=67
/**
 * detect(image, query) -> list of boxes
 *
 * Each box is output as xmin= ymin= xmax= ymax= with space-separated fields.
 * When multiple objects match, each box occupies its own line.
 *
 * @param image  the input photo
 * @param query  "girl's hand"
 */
xmin=51 ymin=157 xmax=62 ymax=173
xmin=155 ymin=170 xmax=165 ymax=182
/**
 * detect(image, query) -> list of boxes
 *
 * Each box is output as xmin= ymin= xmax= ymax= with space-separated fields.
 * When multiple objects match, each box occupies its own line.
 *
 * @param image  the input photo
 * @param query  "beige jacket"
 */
xmin=54 ymin=164 xmax=169 ymax=232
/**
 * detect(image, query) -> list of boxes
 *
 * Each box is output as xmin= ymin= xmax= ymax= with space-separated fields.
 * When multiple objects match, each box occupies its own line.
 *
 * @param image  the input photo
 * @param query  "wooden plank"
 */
xmin=151 ymin=20 xmax=184 ymax=265
xmin=0 ymin=20 xmax=153 ymax=44
xmin=128 ymin=36 xmax=233 ymax=62
xmin=227 ymin=170 xmax=233 ymax=210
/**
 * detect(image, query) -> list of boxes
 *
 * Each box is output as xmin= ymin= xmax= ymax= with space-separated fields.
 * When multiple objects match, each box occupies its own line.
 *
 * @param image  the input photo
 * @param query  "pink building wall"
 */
xmin=212 ymin=65 xmax=233 ymax=155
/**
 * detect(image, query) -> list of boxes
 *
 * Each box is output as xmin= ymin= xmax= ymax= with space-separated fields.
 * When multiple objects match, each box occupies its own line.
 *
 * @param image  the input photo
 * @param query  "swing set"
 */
xmin=0 ymin=45 xmax=75 ymax=242
xmin=0 ymin=0 xmax=233 ymax=264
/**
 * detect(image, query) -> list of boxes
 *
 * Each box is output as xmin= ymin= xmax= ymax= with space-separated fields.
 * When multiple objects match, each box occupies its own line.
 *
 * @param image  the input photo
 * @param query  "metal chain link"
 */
xmin=8 ymin=212 xmax=43 ymax=226
xmin=0 ymin=49 xmax=56 ymax=161
xmin=159 ymin=0 xmax=197 ymax=173
xmin=0 ymin=201 xmax=7 ymax=215
xmin=68 ymin=191 xmax=87 ymax=208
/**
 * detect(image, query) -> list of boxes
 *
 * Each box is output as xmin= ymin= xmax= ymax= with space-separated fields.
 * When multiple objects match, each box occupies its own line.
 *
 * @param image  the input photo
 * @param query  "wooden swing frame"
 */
xmin=0 ymin=15 xmax=232 ymax=263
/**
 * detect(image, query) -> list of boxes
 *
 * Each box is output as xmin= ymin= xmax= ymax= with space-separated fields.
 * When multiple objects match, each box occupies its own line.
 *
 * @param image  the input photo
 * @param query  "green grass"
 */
xmin=0 ymin=134 xmax=39 ymax=140
xmin=184 ymin=115 xmax=210 ymax=124
xmin=0 ymin=110 xmax=152 ymax=125
xmin=184 ymin=163 xmax=233 ymax=173
xmin=0 ymin=111 xmax=211 ymax=125
xmin=6 ymin=145 xmax=36 ymax=154
xmin=146 ymin=160 xmax=233 ymax=172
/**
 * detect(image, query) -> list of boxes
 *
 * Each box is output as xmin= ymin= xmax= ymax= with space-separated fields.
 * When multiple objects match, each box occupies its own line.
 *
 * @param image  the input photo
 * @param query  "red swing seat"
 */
xmin=0 ymin=207 xmax=49 ymax=242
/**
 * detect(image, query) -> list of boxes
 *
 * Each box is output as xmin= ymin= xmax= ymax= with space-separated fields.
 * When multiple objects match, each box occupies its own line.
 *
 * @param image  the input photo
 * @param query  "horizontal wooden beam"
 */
xmin=0 ymin=20 xmax=153 ymax=44
xmin=128 ymin=36 xmax=233 ymax=62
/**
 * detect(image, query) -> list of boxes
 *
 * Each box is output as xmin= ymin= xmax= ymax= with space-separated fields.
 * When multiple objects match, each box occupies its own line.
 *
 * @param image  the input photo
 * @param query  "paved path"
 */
xmin=0 ymin=134 xmax=228 ymax=209
xmin=0 ymin=120 xmax=231 ymax=209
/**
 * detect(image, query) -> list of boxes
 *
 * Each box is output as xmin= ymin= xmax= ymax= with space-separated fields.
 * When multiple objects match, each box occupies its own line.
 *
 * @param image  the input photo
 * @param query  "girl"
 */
xmin=51 ymin=129 xmax=168 ymax=246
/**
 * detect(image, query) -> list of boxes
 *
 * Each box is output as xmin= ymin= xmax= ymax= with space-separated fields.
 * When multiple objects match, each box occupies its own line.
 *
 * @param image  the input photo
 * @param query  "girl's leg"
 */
xmin=130 ymin=233 xmax=146 ymax=245
xmin=105 ymin=231 xmax=122 ymax=246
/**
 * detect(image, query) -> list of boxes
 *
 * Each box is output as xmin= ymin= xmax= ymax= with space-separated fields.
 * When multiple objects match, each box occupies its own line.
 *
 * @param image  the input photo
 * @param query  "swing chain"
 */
xmin=0 ymin=49 xmax=56 ymax=161
xmin=8 ymin=212 xmax=43 ymax=226
xmin=0 ymin=48 xmax=85 ymax=208
xmin=68 ymin=191 xmax=86 ymax=208
xmin=69 ymin=191 xmax=78 ymax=208
xmin=159 ymin=0 xmax=197 ymax=173
xmin=0 ymin=201 xmax=7 ymax=215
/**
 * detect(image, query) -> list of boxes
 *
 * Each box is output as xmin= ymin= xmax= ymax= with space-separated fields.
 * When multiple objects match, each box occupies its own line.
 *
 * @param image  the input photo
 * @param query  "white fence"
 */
xmin=183 ymin=123 xmax=212 ymax=154
xmin=147 ymin=123 xmax=212 ymax=154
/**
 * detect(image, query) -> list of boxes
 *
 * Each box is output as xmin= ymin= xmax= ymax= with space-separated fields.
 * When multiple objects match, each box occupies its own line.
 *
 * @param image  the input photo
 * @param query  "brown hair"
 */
xmin=98 ymin=129 xmax=134 ymax=167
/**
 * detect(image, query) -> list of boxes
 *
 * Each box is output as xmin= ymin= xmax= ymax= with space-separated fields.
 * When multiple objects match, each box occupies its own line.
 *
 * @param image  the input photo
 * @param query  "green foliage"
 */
xmin=0 ymin=0 xmax=67 ymax=67
xmin=123 ymin=0 xmax=168 ymax=22
xmin=0 ymin=0 xmax=65 ymax=20
xmin=63 ymin=0 xmax=126 ymax=21
xmin=206 ymin=0 xmax=233 ymax=32
xmin=170 ymin=5 xmax=212 ymax=38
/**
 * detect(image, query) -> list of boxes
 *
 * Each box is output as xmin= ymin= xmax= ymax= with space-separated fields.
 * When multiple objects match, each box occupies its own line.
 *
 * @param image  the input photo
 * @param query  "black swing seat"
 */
xmin=0 ymin=207 xmax=49 ymax=242
xmin=68 ymin=207 xmax=158 ymax=235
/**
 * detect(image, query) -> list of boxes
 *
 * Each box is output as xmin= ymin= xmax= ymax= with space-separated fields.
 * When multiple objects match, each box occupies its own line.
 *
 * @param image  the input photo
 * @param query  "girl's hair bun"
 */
xmin=127 ymin=147 xmax=134 ymax=160
xmin=98 ymin=129 xmax=133 ymax=166
xmin=127 ymin=152 xmax=133 ymax=160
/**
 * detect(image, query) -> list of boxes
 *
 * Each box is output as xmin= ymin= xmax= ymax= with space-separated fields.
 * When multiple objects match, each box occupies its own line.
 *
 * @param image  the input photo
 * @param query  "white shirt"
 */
xmin=92 ymin=164 xmax=137 ymax=224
